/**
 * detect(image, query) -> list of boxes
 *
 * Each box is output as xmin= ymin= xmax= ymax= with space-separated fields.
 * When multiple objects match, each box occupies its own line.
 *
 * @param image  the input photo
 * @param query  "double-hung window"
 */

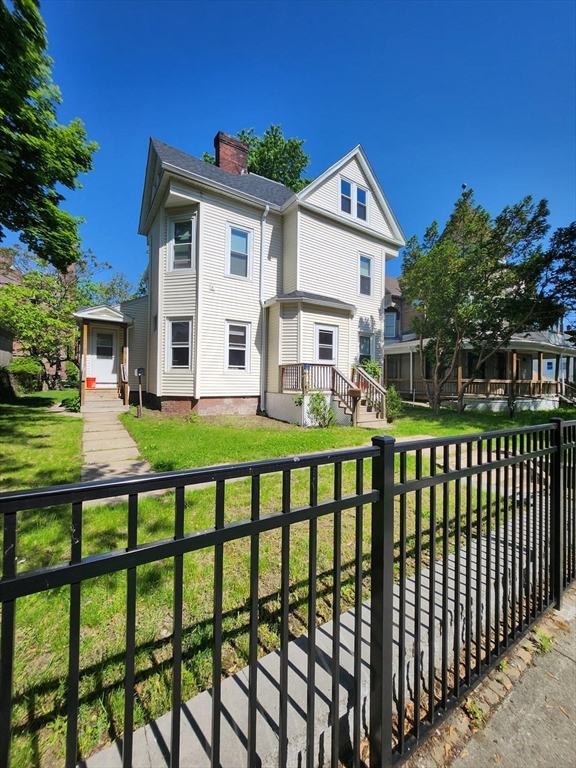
xmin=340 ymin=177 xmax=369 ymax=222
xmin=340 ymin=179 xmax=352 ymax=214
xmin=226 ymin=225 xmax=253 ymax=279
xmin=359 ymin=254 xmax=372 ymax=296
xmin=356 ymin=187 xmax=367 ymax=220
xmin=384 ymin=311 xmax=397 ymax=338
xmin=226 ymin=321 xmax=250 ymax=371
xmin=169 ymin=217 xmax=195 ymax=270
xmin=168 ymin=319 xmax=192 ymax=369
xmin=315 ymin=324 xmax=338 ymax=364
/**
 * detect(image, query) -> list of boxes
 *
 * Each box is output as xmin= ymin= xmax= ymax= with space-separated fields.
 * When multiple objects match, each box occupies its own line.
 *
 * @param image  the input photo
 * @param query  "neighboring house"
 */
xmin=383 ymin=278 xmax=576 ymax=409
xmin=77 ymin=131 xmax=406 ymax=422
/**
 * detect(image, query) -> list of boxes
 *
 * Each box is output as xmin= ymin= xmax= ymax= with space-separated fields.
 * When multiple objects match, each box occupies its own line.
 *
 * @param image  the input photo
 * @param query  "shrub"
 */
xmin=307 ymin=391 xmax=335 ymax=427
xmin=385 ymin=384 xmax=403 ymax=422
xmin=7 ymin=357 xmax=43 ymax=393
xmin=62 ymin=394 xmax=81 ymax=412
xmin=360 ymin=359 xmax=382 ymax=381
xmin=65 ymin=361 xmax=79 ymax=385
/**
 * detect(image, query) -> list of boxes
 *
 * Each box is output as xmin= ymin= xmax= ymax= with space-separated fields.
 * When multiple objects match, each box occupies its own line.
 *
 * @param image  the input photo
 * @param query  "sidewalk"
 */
xmin=407 ymin=586 xmax=576 ymax=768
xmin=80 ymin=411 xmax=155 ymax=504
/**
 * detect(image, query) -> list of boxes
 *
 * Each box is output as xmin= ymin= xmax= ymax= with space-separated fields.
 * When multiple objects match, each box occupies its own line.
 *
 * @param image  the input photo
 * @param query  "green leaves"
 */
xmin=401 ymin=189 xmax=566 ymax=411
xmin=0 ymin=0 xmax=98 ymax=271
xmin=204 ymin=124 xmax=311 ymax=192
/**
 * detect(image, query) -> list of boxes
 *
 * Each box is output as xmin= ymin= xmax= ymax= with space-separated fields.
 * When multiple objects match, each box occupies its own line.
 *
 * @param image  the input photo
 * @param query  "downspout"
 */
xmin=259 ymin=205 xmax=270 ymax=413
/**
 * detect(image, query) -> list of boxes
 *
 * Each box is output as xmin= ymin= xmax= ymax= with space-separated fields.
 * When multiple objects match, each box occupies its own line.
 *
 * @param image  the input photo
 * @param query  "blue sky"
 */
xmin=33 ymin=0 xmax=576 ymax=285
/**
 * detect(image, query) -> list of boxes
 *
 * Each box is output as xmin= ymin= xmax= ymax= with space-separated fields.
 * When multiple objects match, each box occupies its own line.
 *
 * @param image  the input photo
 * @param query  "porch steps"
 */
xmin=82 ymin=388 xmax=128 ymax=414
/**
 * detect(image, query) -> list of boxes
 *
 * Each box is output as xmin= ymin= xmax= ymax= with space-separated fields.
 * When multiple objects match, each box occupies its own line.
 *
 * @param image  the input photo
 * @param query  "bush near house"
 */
xmin=6 ymin=356 xmax=43 ymax=394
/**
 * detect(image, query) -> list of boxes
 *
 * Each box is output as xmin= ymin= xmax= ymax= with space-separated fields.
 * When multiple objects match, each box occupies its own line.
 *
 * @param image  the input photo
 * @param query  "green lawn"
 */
xmin=118 ymin=403 xmax=576 ymax=472
xmin=4 ymin=399 xmax=576 ymax=765
xmin=0 ymin=391 xmax=83 ymax=492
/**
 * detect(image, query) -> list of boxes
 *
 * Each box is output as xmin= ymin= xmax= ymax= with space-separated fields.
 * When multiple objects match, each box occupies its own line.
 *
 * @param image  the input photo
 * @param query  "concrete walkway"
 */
xmin=81 ymin=412 xmax=153 ymax=501
xmin=450 ymin=591 xmax=576 ymax=768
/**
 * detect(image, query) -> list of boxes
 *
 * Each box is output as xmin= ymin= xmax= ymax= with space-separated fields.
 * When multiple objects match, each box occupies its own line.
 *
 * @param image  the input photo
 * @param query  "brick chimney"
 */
xmin=214 ymin=131 xmax=249 ymax=175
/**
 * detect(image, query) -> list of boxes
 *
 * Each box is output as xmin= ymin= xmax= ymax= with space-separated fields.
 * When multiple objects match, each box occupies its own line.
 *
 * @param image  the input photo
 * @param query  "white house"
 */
xmin=76 ymin=131 xmax=406 ymax=423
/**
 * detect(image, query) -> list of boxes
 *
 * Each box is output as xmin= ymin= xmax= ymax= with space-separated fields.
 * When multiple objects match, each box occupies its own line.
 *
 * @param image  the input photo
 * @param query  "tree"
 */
xmin=0 ymin=246 xmax=139 ymax=385
xmin=204 ymin=124 xmax=311 ymax=192
xmin=547 ymin=223 xmax=576 ymax=312
xmin=400 ymin=190 xmax=564 ymax=413
xmin=0 ymin=0 xmax=98 ymax=272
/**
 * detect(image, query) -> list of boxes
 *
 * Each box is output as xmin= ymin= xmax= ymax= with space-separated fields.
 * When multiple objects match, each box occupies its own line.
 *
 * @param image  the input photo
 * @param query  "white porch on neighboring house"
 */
xmin=74 ymin=306 xmax=134 ymax=411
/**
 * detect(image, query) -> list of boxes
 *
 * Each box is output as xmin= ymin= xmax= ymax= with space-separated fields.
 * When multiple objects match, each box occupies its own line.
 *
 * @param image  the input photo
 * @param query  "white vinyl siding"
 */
xmin=267 ymin=304 xmax=280 ymax=392
xmin=298 ymin=210 xmax=381 ymax=308
xmin=305 ymin=156 xmax=394 ymax=238
xmin=147 ymin=217 xmax=161 ymax=394
xmin=158 ymin=207 xmax=198 ymax=396
xmin=198 ymin=193 xmax=280 ymax=397
xmin=279 ymin=303 xmax=299 ymax=364
xmin=301 ymin=306 xmax=350 ymax=372
xmin=282 ymin=205 xmax=298 ymax=293
xmin=119 ymin=296 xmax=149 ymax=391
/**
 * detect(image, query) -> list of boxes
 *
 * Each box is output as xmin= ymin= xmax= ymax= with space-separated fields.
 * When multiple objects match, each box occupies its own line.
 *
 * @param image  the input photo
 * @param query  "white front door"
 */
xmin=91 ymin=329 xmax=118 ymax=385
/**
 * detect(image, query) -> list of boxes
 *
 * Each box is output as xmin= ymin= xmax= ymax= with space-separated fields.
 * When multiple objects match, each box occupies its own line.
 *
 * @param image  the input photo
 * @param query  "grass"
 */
xmin=4 ymin=399 xmax=576 ymax=765
xmin=0 ymin=391 xmax=83 ymax=492
xmin=119 ymin=403 xmax=576 ymax=472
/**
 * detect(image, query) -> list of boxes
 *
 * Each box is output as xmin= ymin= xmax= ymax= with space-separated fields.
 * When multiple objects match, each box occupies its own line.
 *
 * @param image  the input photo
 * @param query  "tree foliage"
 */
xmin=204 ymin=124 xmax=311 ymax=191
xmin=400 ymin=190 xmax=564 ymax=412
xmin=0 ymin=0 xmax=98 ymax=271
xmin=0 ymin=245 xmax=139 ymax=383
xmin=547 ymin=222 xmax=576 ymax=312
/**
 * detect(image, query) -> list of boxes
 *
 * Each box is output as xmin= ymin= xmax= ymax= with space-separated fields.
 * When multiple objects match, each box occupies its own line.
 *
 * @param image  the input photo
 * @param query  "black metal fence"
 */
xmin=0 ymin=419 xmax=575 ymax=767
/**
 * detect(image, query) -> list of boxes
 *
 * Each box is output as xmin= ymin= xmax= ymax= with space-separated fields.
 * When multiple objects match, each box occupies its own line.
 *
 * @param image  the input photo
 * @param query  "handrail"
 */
xmin=331 ymin=367 xmax=357 ymax=414
xmin=355 ymin=366 xmax=386 ymax=417
xmin=280 ymin=363 xmax=333 ymax=393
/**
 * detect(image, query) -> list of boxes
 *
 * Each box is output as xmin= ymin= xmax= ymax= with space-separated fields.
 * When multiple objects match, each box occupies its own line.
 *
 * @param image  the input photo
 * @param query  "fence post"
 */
xmin=370 ymin=435 xmax=396 ymax=768
xmin=550 ymin=418 xmax=564 ymax=609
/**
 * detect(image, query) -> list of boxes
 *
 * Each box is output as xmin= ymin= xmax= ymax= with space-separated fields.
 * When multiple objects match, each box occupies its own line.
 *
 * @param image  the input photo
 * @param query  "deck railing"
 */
xmin=355 ymin=365 xmax=386 ymax=417
xmin=280 ymin=363 xmax=333 ymax=393
xmin=0 ymin=421 xmax=575 ymax=767
xmin=388 ymin=377 xmax=561 ymax=398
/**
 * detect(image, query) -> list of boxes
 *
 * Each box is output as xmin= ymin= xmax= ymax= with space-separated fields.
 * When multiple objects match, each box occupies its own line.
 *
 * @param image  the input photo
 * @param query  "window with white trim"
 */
xmin=226 ymin=224 xmax=253 ymax=279
xmin=359 ymin=334 xmax=372 ymax=364
xmin=226 ymin=321 xmax=250 ymax=371
xmin=340 ymin=177 xmax=369 ymax=222
xmin=315 ymin=324 xmax=338 ymax=364
xmin=169 ymin=216 xmax=195 ymax=271
xmin=359 ymin=254 xmax=372 ymax=296
xmin=167 ymin=319 xmax=192 ymax=369
xmin=385 ymin=311 xmax=398 ymax=338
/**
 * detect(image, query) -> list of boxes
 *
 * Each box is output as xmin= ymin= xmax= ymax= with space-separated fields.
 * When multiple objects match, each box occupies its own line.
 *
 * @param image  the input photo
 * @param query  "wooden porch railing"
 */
xmin=331 ymin=367 xmax=357 ymax=414
xmin=354 ymin=366 xmax=386 ymax=418
xmin=280 ymin=364 xmax=334 ymax=393
xmin=387 ymin=377 xmax=561 ymax=398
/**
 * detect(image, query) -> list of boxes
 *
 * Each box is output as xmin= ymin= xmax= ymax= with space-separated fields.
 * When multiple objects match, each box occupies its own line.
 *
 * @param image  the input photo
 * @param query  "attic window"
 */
xmin=340 ymin=177 xmax=369 ymax=222
xmin=340 ymin=180 xmax=352 ymax=214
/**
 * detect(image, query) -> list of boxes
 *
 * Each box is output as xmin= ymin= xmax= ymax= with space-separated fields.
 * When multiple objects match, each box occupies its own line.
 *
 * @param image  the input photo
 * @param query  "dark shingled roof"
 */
xmin=385 ymin=276 xmax=401 ymax=295
xmin=276 ymin=291 xmax=355 ymax=310
xmin=151 ymin=138 xmax=295 ymax=208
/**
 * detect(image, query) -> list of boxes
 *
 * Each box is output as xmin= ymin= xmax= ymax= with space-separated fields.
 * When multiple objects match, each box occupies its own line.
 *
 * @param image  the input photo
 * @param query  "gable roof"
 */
xmin=297 ymin=144 xmax=406 ymax=245
xmin=150 ymin=138 xmax=295 ymax=208
xmin=74 ymin=305 xmax=134 ymax=325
